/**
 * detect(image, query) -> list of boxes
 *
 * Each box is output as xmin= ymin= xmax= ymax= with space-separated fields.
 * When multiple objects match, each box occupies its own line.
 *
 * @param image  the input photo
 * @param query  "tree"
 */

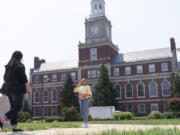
xmin=168 ymin=73 xmax=180 ymax=114
xmin=60 ymin=74 xmax=78 ymax=108
xmin=171 ymin=73 xmax=180 ymax=97
xmin=93 ymin=64 xmax=118 ymax=108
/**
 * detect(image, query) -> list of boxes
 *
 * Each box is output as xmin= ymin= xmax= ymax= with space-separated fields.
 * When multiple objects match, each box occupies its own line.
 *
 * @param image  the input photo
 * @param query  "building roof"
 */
xmin=111 ymin=47 xmax=172 ymax=64
xmin=35 ymin=47 xmax=172 ymax=72
xmin=36 ymin=59 xmax=78 ymax=72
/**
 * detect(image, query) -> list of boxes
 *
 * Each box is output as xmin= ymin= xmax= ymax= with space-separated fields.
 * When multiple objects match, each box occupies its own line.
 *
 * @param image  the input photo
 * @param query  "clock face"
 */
xmin=90 ymin=25 xmax=100 ymax=35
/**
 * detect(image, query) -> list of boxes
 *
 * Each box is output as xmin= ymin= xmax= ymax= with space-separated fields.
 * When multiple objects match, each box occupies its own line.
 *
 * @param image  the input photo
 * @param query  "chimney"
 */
xmin=34 ymin=57 xmax=46 ymax=70
xmin=170 ymin=37 xmax=176 ymax=52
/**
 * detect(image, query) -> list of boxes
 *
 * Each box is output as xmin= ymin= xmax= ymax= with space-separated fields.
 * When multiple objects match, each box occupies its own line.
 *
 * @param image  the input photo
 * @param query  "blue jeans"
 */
xmin=5 ymin=94 xmax=24 ymax=125
xmin=79 ymin=98 xmax=90 ymax=123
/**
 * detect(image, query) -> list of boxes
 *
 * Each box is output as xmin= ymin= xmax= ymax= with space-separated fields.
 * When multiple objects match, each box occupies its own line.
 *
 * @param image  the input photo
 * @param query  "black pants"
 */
xmin=5 ymin=94 xmax=24 ymax=125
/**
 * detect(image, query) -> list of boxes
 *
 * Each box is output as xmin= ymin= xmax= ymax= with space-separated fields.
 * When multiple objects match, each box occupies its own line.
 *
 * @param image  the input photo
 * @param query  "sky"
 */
xmin=0 ymin=0 xmax=179 ymax=83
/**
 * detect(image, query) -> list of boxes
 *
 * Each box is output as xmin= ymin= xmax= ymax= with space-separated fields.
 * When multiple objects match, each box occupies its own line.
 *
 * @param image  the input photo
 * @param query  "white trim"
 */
xmin=161 ymin=62 xmax=168 ymax=72
xmin=136 ymin=81 xmax=145 ymax=98
xmin=149 ymin=64 xmax=156 ymax=73
xmin=136 ymin=65 xmax=143 ymax=74
xmin=125 ymin=66 xmax=131 ymax=75
xmin=138 ymin=104 xmax=146 ymax=113
xmin=151 ymin=103 xmax=159 ymax=111
xmin=114 ymin=84 xmax=122 ymax=99
xmin=125 ymin=83 xmax=133 ymax=99
xmin=126 ymin=104 xmax=133 ymax=112
xmin=51 ymin=88 xmax=58 ymax=103
xmin=149 ymin=81 xmax=158 ymax=98
xmin=114 ymin=67 xmax=120 ymax=76
xmin=162 ymin=79 xmax=171 ymax=97
xmin=33 ymin=89 xmax=40 ymax=104
xmin=43 ymin=88 xmax=49 ymax=104
xmin=118 ymin=99 xmax=168 ymax=103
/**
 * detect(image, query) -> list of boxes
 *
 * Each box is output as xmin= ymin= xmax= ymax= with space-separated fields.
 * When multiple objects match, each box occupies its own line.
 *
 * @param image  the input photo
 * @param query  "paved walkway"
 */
xmin=1 ymin=124 xmax=180 ymax=135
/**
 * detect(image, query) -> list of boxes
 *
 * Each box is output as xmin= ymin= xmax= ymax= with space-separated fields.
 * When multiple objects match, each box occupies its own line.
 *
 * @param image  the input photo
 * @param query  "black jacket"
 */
xmin=4 ymin=63 xmax=28 ymax=94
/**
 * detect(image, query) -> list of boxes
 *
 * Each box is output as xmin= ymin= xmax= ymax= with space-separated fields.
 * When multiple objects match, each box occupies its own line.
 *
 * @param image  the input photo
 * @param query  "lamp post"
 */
xmin=41 ymin=74 xmax=44 ymax=120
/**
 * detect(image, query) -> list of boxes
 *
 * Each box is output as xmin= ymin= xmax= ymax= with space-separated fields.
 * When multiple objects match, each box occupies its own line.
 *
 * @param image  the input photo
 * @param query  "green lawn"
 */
xmin=97 ymin=128 xmax=180 ymax=135
xmin=1 ymin=119 xmax=180 ymax=132
xmin=90 ymin=119 xmax=180 ymax=125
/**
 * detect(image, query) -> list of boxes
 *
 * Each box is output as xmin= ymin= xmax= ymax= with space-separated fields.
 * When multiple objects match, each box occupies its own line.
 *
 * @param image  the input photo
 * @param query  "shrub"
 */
xmin=161 ymin=112 xmax=174 ymax=119
xmin=46 ymin=116 xmax=64 ymax=122
xmin=148 ymin=111 xmax=161 ymax=119
xmin=61 ymin=106 xmax=81 ymax=121
xmin=113 ymin=112 xmax=133 ymax=120
xmin=18 ymin=112 xmax=31 ymax=122
xmin=133 ymin=113 xmax=148 ymax=117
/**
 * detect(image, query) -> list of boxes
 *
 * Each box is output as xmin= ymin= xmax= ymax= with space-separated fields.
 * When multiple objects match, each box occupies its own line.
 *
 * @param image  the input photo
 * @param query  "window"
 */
xmin=51 ymin=89 xmax=58 ymax=103
xmin=94 ymin=4 xmax=97 ymax=9
xmin=161 ymin=63 xmax=168 ymax=72
xmin=125 ymin=83 xmax=133 ymax=98
xmin=88 ymin=70 xmax=97 ymax=79
xmin=61 ymin=73 xmax=66 ymax=80
xmin=137 ymin=65 xmax=143 ymax=74
xmin=138 ymin=104 xmax=146 ymax=113
xmin=162 ymin=80 xmax=170 ymax=96
xmin=34 ymin=90 xmax=40 ymax=103
xmin=125 ymin=66 xmax=131 ymax=75
xmin=126 ymin=104 xmax=133 ymax=112
xmin=90 ymin=48 xmax=97 ymax=60
xmin=34 ymin=108 xmax=41 ymax=117
xmin=149 ymin=81 xmax=158 ymax=97
xmin=51 ymin=107 xmax=57 ymax=116
xmin=43 ymin=89 xmax=48 ymax=103
xmin=164 ymin=103 xmax=169 ymax=112
xmin=114 ymin=85 xmax=121 ymax=99
xmin=71 ymin=72 xmax=76 ymax=80
xmin=43 ymin=108 xmax=48 ymax=117
xmin=149 ymin=64 xmax=155 ymax=73
xmin=114 ymin=68 xmax=120 ymax=76
xmin=52 ymin=74 xmax=57 ymax=82
xmin=97 ymin=70 xmax=100 ymax=77
xmin=43 ymin=75 xmax=49 ymax=83
xmin=137 ymin=83 xmax=145 ymax=98
xmin=99 ymin=4 xmax=102 ymax=9
xmin=151 ymin=104 xmax=158 ymax=111
xmin=34 ymin=76 xmax=39 ymax=84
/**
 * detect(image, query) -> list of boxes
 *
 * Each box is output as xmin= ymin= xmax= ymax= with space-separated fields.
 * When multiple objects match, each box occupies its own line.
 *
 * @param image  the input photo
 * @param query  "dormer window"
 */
xmin=99 ymin=4 xmax=102 ymax=9
xmin=94 ymin=4 xmax=97 ymax=9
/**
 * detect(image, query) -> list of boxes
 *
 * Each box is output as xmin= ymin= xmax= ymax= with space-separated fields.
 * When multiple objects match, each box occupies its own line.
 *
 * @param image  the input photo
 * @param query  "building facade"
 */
xmin=30 ymin=0 xmax=178 ymax=117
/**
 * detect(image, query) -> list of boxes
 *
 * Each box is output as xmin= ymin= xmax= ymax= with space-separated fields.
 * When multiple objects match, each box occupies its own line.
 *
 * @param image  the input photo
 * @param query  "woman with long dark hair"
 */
xmin=0 ymin=51 xmax=32 ymax=132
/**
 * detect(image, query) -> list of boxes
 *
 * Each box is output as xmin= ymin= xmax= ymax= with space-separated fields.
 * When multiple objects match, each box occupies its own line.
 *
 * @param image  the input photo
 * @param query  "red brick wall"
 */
xmin=111 ymin=61 xmax=172 ymax=77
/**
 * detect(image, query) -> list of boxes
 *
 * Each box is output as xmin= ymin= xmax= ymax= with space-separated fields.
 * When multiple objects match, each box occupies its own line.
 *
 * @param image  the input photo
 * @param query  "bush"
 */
xmin=161 ymin=112 xmax=174 ymax=119
xmin=133 ymin=113 xmax=149 ymax=117
xmin=46 ymin=116 xmax=64 ymax=122
xmin=148 ymin=111 xmax=161 ymax=119
xmin=113 ymin=112 xmax=133 ymax=120
xmin=61 ymin=106 xmax=81 ymax=121
xmin=18 ymin=112 xmax=31 ymax=122
xmin=168 ymin=98 xmax=180 ymax=113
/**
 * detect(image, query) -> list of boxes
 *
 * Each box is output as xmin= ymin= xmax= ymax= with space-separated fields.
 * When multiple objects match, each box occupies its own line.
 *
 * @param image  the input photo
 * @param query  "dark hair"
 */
xmin=7 ymin=51 xmax=23 ymax=66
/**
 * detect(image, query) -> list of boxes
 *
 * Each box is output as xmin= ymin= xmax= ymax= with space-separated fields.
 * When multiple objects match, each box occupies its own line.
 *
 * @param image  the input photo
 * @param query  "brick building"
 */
xmin=30 ymin=0 xmax=178 ymax=117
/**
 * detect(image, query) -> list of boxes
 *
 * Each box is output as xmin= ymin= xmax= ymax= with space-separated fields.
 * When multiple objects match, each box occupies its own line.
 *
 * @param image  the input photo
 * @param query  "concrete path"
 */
xmin=1 ymin=124 xmax=180 ymax=135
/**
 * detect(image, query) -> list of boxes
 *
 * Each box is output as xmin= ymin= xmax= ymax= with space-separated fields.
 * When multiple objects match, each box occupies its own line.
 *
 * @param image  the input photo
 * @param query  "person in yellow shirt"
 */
xmin=74 ymin=78 xmax=92 ymax=128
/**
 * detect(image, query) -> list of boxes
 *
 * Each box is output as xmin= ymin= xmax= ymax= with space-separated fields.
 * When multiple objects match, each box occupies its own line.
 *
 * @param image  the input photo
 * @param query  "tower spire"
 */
xmin=90 ymin=0 xmax=105 ymax=18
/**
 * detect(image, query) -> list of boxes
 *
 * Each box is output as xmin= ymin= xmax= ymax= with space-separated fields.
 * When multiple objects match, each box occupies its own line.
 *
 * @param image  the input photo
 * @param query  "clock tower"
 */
xmin=78 ymin=0 xmax=119 ymax=67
